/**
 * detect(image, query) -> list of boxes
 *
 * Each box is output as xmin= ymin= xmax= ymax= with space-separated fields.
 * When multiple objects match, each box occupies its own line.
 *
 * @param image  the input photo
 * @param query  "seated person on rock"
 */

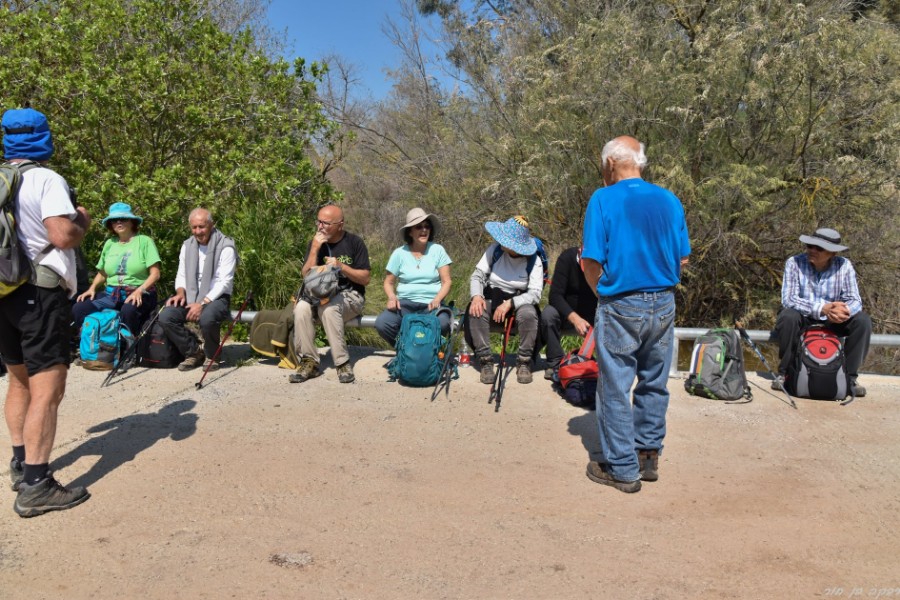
xmin=161 ymin=208 xmax=237 ymax=372
xmin=466 ymin=217 xmax=542 ymax=385
xmin=772 ymin=227 xmax=871 ymax=397
xmin=540 ymin=245 xmax=597 ymax=380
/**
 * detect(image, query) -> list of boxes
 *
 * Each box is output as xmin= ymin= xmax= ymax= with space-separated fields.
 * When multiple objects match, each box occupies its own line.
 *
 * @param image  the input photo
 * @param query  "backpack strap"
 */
xmin=490 ymin=242 xmax=538 ymax=277
xmin=578 ymin=327 xmax=596 ymax=359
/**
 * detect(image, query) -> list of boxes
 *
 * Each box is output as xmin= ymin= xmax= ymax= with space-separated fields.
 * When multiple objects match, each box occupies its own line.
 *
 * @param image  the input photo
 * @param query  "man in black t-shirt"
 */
xmin=540 ymin=246 xmax=597 ymax=379
xmin=291 ymin=204 xmax=370 ymax=384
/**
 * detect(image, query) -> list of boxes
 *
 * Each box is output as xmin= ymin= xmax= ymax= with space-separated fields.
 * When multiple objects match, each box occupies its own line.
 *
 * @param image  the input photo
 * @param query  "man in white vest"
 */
xmin=161 ymin=208 xmax=236 ymax=371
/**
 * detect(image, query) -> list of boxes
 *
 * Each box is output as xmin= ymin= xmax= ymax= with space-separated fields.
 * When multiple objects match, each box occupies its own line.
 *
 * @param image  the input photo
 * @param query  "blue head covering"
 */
xmin=485 ymin=217 xmax=537 ymax=256
xmin=2 ymin=108 xmax=54 ymax=161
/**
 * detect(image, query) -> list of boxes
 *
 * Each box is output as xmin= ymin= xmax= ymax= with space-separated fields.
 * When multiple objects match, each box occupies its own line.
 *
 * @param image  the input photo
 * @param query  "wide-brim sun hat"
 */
xmin=799 ymin=227 xmax=848 ymax=252
xmin=485 ymin=217 xmax=537 ymax=256
xmin=102 ymin=202 xmax=144 ymax=227
xmin=401 ymin=207 xmax=439 ymax=237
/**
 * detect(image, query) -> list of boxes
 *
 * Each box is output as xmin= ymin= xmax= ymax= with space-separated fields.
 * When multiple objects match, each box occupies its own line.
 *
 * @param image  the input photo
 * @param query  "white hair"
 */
xmin=600 ymin=138 xmax=648 ymax=170
xmin=189 ymin=207 xmax=213 ymax=224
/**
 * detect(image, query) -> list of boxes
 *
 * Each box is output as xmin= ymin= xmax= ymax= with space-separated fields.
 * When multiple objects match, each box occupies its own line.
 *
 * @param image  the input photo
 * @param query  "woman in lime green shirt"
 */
xmin=72 ymin=202 xmax=161 ymax=336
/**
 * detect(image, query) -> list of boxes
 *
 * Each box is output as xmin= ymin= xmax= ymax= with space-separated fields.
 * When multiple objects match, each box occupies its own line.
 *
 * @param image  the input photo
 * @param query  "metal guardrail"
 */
xmin=234 ymin=310 xmax=899 ymax=374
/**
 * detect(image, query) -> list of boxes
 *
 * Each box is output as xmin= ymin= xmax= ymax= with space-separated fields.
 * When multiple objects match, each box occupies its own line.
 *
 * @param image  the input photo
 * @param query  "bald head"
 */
xmin=316 ymin=204 xmax=346 ymax=243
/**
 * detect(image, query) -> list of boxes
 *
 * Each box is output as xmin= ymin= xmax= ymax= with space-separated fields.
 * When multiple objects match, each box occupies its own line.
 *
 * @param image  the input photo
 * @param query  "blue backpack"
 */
xmin=80 ymin=309 xmax=134 ymax=371
xmin=388 ymin=311 xmax=446 ymax=387
xmin=490 ymin=238 xmax=550 ymax=287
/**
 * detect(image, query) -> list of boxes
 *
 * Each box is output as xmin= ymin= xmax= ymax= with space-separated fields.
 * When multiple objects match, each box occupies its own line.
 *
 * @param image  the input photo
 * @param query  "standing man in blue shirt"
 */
xmin=773 ymin=228 xmax=871 ymax=397
xmin=581 ymin=136 xmax=690 ymax=493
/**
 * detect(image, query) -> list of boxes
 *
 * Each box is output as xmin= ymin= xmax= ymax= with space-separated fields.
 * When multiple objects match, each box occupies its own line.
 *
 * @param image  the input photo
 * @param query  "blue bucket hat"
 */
xmin=2 ymin=108 xmax=54 ymax=161
xmin=485 ymin=217 xmax=537 ymax=256
xmin=102 ymin=202 xmax=144 ymax=227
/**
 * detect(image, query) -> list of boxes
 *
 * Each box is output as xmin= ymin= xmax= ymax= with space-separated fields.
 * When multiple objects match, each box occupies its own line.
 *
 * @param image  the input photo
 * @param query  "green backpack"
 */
xmin=0 ymin=161 xmax=38 ymax=298
xmin=684 ymin=328 xmax=752 ymax=402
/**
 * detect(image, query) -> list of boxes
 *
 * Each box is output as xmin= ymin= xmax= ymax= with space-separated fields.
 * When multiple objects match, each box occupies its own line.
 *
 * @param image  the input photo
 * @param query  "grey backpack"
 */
xmin=684 ymin=328 xmax=752 ymax=402
xmin=299 ymin=264 xmax=341 ymax=304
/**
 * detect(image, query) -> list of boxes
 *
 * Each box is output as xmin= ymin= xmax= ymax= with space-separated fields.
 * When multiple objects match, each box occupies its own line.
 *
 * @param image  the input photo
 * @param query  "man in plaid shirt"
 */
xmin=772 ymin=228 xmax=872 ymax=397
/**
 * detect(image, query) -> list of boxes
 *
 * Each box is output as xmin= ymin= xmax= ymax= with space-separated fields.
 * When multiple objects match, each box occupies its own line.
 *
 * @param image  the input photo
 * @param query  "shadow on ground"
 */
xmin=51 ymin=399 xmax=198 ymax=489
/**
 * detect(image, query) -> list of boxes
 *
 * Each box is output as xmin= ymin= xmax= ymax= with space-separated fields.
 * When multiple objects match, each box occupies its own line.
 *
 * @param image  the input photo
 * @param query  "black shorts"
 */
xmin=0 ymin=283 xmax=73 ymax=376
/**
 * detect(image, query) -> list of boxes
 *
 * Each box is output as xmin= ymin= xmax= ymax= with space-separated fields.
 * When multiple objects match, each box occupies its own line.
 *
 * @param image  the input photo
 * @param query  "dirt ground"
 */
xmin=1 ymin=343 xmax=898 ymax=599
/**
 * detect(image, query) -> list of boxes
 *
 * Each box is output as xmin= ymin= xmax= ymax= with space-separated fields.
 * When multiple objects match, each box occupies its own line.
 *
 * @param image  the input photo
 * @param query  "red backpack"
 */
xmin=785 ymin=325 xmax=850 ymax=401
xmin=556 ymin=327 xmax=599 ymax=389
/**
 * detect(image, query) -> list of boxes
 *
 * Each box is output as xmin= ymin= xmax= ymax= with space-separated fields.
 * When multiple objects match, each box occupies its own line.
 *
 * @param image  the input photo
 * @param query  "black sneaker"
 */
xmin=586 ymin=461 xmax=641 ymax=493
xmin=9 ymin=459 xmax=23 ymax=492
xmin=638 ymin=450 xmax=659 ymax=482
xmin=14 ymin=476 xmax=90 ymax=518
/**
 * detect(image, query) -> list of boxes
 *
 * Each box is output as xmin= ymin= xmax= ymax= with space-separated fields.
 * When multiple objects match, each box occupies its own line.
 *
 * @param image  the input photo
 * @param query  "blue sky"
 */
xmin=266 ymin=0 xmax=439 ymax=99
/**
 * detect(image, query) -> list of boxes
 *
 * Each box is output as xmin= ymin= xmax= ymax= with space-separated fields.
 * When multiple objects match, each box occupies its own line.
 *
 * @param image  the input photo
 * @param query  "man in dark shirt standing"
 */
xmin=540 ymin=246 xmax=597 ymax=379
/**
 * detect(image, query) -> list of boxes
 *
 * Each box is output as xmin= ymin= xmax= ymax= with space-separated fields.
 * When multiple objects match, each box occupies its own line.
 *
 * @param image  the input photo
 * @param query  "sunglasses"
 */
xmin=805 ymin=244 xmax=824 ymax=251
xmin=412 ymin=222 xmax=432 ymax=230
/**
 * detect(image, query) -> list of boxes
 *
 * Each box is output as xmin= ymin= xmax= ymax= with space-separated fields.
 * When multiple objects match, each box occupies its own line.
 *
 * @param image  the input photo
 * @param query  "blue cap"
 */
xmin=2 ymin=108 xmax=54 ymax=161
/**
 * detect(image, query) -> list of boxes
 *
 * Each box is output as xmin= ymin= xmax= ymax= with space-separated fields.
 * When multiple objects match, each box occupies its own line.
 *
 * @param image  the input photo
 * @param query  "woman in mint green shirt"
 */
xmin=375 ymin=208 xmax=453 ymax=346
xmin=72 ymin=202 xmax=161 ymax=337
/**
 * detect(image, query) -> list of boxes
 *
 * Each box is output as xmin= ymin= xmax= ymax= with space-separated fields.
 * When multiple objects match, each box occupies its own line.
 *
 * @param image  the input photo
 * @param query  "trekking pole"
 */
xmin=488 ymin=314 xmax=515 ymax=411
xmin=431 ymin=307 xmax=462 ymax=402
xmin=101 ymin=306 xmax=163 ymax=388
xmin=735 ymin=323 xmax=797 ymax=409
xmin=196 ymin=291 xmax=252 ymax=390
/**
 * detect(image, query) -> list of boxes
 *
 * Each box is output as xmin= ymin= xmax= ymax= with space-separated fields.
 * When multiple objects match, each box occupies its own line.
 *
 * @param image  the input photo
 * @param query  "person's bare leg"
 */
xmin=4 ymin=364 xmax=31 ymax=448
xmin=21 ymin=364 xmax=67 ymax=465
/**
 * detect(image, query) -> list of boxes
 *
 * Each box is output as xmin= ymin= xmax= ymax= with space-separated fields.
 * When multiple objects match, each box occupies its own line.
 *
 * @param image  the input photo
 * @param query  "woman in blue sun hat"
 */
xmin=71 ymin=202 xmax=162 ymax=340
xmin=466 ymin=216 xmax=543 ymax=385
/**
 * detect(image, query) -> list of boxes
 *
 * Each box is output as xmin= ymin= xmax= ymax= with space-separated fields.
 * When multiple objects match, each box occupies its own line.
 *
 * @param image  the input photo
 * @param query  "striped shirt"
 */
xmin=781 ymin=254 xmax=863 ymax=319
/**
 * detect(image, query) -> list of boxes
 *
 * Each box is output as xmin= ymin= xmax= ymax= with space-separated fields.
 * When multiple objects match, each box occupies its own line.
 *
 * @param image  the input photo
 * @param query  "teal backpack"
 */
xmin=388 ymin=310 xmax=448 ymax=387
xmin=80 ymin=309 xmax=134 ymax=371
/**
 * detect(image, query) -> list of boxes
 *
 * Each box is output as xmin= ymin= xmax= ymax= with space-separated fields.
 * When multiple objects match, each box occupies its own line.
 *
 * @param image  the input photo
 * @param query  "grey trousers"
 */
xmin=466 ymin=301 xmax=539 ymax=363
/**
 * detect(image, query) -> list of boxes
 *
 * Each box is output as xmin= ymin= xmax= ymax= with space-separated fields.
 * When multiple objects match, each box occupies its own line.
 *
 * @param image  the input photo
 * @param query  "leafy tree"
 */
xmin=0 ymin=0 xmax=338 ymax=308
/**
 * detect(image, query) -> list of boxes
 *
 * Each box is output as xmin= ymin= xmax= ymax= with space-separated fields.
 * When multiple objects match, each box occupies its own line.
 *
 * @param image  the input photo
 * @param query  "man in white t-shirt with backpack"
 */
xmin=0 ymin=107 xmax=92 ymax=517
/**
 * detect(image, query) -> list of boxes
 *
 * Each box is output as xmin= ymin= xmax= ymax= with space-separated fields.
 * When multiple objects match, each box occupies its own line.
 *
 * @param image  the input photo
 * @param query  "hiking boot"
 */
xmin=638 ymin=450 xmax=659 ymax=482
xmin=288 ymin=358 xmax=320 ymax=384
xmin=516 ymin=361 xmax=533 ymax=384
xmin=336 ymin=362 xmax=355 ymax=384
xmin=9 ymin=459 xmax=23 ymax=492
xmin=479 ymin=361 xmax=495 ymax=385
xmin=850 ymin=378 xmax=866 ymax=398
xmin=14 ymin=476 xmax=90 ymax=518
xmin=177 ymin=347 xmax=206 ymax=371
xmin=586 ymin=461 xmax=641 ymax=493
xmin=771 ymin=374 xmax=785 ymax=391
xmin=204 ymin=360 xmax=221 ymax=372
xmin=544 ymin=367 xmax=555 ymax=381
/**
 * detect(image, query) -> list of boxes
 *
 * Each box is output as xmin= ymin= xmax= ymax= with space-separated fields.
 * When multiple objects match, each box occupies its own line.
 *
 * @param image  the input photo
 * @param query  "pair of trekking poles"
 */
xmin=429 ymin=307 xmax=516 ymax=412
xmin=101 ymin=291 xmax=253 ymax=389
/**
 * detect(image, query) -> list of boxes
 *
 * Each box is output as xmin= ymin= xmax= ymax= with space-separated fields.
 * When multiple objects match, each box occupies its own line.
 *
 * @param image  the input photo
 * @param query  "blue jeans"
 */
xmin=375 ymin=299 xmax=451 ymax=347
xmin=594 ymin=290 xmax=676 ymax=482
